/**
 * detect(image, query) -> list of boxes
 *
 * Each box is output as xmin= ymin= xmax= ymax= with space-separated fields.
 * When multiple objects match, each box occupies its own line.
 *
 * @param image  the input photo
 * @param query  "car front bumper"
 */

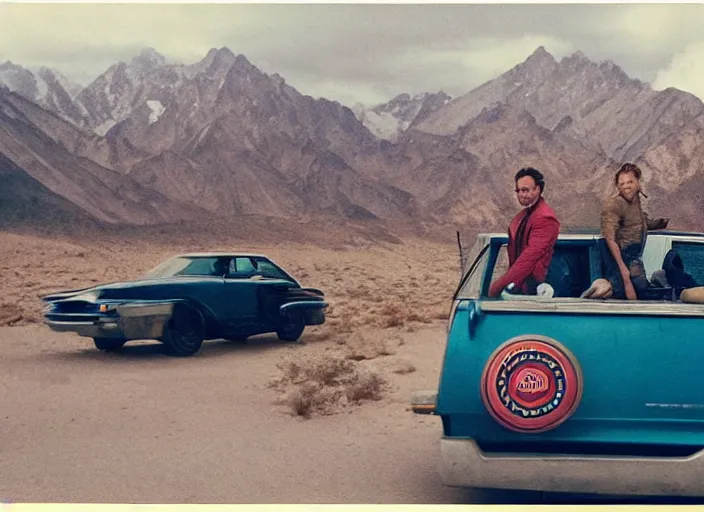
xmin=44 ymin=302 xmax=174 ymax=340
xmin=45 ymin=318 xmax=124 ymax=338
xmin=440 ymin=437 xmax=704 ymax=496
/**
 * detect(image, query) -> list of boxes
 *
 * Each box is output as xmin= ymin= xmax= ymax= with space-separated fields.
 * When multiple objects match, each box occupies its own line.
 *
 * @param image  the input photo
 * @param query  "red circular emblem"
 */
xmin=480 ymin=336 xmax=583 ymax=433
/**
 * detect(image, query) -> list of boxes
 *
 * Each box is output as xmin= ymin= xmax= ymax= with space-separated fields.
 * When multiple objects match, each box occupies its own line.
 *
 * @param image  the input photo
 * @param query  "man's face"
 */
xmin=617 ymin=171 xmax=640 ymax=201
xmin=515 ymin=176 xmax=541 ymax=208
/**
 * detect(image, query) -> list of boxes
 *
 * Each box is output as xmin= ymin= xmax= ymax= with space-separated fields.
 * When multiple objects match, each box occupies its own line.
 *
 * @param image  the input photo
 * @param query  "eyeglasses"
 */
xmin=515 ymin=186 xmax=536 ymax=194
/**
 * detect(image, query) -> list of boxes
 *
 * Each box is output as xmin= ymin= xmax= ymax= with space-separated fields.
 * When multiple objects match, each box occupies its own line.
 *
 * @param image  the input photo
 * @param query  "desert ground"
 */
xmin=0 ymin=227 xmax=476 ymax=504
xmin=2 ymin=227 xmax=701 ymax=504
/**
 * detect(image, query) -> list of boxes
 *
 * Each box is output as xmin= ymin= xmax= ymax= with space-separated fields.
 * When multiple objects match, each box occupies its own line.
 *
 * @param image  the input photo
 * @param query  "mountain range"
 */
xmin=1 ymin=46 xmax=702 ymax=236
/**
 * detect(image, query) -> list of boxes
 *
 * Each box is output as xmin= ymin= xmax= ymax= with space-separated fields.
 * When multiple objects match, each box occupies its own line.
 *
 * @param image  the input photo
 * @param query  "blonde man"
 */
xmin=600 ymin=163 xmax=669 ymax=300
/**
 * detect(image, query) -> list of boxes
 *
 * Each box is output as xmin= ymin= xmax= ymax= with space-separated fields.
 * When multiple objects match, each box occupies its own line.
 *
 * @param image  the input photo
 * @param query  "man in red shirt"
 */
xmin=489 ymin=167 xmax=561 ymax=297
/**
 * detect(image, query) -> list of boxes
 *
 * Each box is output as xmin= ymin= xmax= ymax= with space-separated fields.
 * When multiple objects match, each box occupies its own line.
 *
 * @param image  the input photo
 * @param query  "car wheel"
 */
xmin=276 ymin=315 xmax=305 ymax=342
xmin=162 ymin=304 xmax=205 ymax=357
xmin=93 ymin=338 xmax=126 ymax=351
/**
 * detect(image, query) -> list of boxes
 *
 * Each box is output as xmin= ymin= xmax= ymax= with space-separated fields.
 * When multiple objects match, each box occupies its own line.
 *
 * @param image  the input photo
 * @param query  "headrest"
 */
xmin=663 ymin=249 xmax=684 ymax=272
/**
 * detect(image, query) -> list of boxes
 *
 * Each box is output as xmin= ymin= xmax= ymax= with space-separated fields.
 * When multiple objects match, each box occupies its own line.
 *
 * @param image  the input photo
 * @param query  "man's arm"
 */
xmin=601 ymin=200 xmax=637 ymax=300
xmin=488 ymin=215 xmax=560 ymax=297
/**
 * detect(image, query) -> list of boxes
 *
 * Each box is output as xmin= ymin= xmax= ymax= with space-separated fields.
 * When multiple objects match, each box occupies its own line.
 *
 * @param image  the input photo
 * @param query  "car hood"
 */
xmin=41 ymin=276 xmax=218 ymax=302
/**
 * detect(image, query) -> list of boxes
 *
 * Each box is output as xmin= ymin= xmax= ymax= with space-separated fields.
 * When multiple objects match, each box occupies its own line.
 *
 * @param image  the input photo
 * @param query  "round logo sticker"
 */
xmin=480 ymin=336 xmax=583 ymax=433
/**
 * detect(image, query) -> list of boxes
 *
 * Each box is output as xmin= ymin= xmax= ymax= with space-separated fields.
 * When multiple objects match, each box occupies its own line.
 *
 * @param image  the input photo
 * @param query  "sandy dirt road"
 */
xmin=1 ymin=323 xmax=484 ymax=504
xmin=4 ymin=325 xmax=704 ymax=505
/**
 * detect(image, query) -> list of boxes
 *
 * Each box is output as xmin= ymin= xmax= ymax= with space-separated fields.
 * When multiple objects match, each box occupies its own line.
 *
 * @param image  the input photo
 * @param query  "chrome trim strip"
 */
xmin=45 ymin=320 xmax=98 ymax=327
xmin=117 ymin=303 xmax=174 ymax=318
xmin=280 ymin=300 xmax=328 ymax=313
xmin=479 ymin=299 xmax=704 ymax=317
xmin=44 ymin=319 xmax=121 ymax=337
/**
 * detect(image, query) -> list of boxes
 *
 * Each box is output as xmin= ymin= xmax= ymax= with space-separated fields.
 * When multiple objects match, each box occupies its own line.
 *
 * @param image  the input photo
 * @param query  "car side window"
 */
xmin=254 ymin=259 xmax=288 ymax=280
xmin=671 ymin=242 xmax=704 ymax=285
xmin=176 ymin=258 xmax=220 ymax=276
xmin=234 ymin=257 xmax=257 ymax=274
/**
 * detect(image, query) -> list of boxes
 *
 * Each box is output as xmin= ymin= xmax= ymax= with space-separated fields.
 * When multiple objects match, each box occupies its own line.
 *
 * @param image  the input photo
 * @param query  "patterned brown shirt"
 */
xmin=600 ymin=193 xmax=667 ymax=250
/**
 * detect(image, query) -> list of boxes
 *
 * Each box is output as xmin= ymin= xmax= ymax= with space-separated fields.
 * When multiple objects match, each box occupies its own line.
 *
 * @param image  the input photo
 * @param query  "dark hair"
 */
xmin=614 ymin=163 xmax=642 ymax=185
xmin=514 ymin=167 xmax=545 ymax=192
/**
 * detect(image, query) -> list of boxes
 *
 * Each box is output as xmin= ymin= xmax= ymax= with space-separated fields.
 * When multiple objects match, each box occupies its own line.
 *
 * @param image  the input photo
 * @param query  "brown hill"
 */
xmin=0 ymin=152 xmax=101 ymax=233
xmin=103 ymin=50 xmax=418 ymax=221
xmin=415 ymin=47 xmax=704 ymax=166
xmin=1 ymin=46 xmax=703 ymax=237
xmin=0 ymin=89 xmax=206 ymax=225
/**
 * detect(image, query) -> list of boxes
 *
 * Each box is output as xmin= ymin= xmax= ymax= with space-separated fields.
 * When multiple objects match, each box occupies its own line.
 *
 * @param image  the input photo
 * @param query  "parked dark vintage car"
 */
xmin=42 ymin=253 xmax=328 ymax=356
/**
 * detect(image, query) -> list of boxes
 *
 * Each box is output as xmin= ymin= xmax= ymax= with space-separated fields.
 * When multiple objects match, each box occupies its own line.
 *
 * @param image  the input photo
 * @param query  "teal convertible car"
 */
xmin=42 ymin=253 xmax=328 ymax=357
xmin=413 ymin=230 xmax=704 ymax=497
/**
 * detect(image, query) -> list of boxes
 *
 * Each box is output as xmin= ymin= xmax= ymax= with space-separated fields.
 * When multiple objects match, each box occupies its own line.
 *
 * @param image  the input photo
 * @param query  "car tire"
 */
xmin=162 ymin=304 xmax=205 ymax=357
xmin=276 ymin=315 xmax=305 ymax=342
xmin=93 ymin=338 xmax=126 ymax=351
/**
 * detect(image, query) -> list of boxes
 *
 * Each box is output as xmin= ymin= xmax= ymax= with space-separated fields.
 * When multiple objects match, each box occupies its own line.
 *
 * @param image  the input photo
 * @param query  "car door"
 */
xmin=439 ymin=235 xmax=704 ymax=454
xmin=669 ymin=235 xmax=704 ymax=286
xmin=250 ymin=257 xmax=302 ymax=327
xmin=223 ymin=257 xmax=262 ymax=335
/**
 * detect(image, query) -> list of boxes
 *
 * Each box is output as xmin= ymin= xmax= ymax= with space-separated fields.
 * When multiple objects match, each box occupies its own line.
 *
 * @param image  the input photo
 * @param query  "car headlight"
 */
xmin=98 ymin=303 xmax=120 ymax=313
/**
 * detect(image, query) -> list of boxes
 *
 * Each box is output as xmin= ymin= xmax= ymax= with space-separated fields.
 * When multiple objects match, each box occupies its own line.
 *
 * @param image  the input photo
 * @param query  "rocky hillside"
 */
xmin=356 ymin=91 xmax=452 ymax=141
xmin=0 ymin=87 xmax=206 ymax=225
xmin=1 ymin=46 xmax=702 ymax=233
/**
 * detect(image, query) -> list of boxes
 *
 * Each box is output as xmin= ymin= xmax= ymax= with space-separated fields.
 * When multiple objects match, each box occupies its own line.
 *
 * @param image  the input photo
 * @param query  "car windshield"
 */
xmin=454 ymin=237 xmax=490 ymax=300
xmin=144 ymin=256 xmax=226 ymax=278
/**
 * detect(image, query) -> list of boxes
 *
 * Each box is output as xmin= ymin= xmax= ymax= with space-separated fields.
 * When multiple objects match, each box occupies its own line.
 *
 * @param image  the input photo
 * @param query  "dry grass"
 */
xmin=0 ymin=229 xmax=459 ymax=330
xmin=344 ymin=332 xmax=398 ymax=361
xmin=392 ymin=361 xmax=417 ymax=375
xmin=345 ymin=373 xmax=385 ymax=403
xmin=0 ymin=302 xmax=25 ymax=326
xmin=2 ymin=227 xmax=462 ymax=418
xmin=270 ymin=356 xmax=388 ymax=417
xmin=286 ymin=382 xmax=345 ymax=418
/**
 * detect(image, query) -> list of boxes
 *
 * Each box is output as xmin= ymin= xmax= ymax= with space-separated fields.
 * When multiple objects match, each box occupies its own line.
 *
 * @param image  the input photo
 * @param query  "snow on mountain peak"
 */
xmin=146 ymin=100 xmax=165 ymax=124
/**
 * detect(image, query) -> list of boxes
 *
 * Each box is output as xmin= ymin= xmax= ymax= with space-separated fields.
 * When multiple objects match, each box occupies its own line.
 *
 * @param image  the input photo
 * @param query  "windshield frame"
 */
xmin=143 ymin=255 xmax=301 ymax=285
xmin=453 ymin=236 xmax=491 ymax=300
xmin=143 ymin=256 xmax=226 ymax=279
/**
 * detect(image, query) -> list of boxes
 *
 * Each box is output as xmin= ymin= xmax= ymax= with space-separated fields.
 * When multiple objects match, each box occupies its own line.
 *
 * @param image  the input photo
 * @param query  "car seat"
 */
xmin=662 ymin=249 xmax=698 ymax=290
xmin=544 ymin=252 xmax=572 ymax=297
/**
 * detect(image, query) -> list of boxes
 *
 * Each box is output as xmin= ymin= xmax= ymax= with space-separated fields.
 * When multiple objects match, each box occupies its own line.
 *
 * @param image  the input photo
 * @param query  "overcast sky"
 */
xmin=1 ymin=3 xmax=704 ymax=107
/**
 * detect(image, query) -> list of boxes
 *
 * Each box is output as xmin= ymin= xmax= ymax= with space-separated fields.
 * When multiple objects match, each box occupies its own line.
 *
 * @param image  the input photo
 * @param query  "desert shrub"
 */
xmin=0 ymin=303 xmax=24 ymax=326
xmin=393 ymin=362 xmax=416 ymax=375
xmin=379 ymin=302 xmax=405 ymax=328
xmin=273 ymin=356 xmax=388 ymax=417
xmin=345 ymin=335 xmax=395 ymax=361
xmin=345 ymin=373 xmax=386 ymax=403
xmin=307 ymin=357 xmax=356 ymax=386
xmin=287 ymin=382 xmax=317 ymax=417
